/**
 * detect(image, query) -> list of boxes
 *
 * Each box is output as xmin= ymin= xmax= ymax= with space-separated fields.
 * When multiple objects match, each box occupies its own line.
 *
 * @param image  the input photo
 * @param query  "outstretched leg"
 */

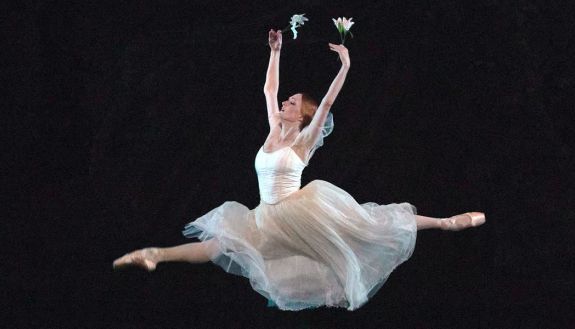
xmin=415 ymin=214 xmax=443 ymax=230
xmin=113 ymin=239 xmax=221 ymax=271
xmin=161 ymin=239 xmax=221 ymax=263
xmin=416 ymin=212 xmax=486 ymax=231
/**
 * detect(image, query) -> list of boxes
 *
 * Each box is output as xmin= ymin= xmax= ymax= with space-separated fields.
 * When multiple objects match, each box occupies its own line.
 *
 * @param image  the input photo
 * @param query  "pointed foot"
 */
xmin=441 ymin=212 xmax=486 ymax=231
xmin=113 ymin=248 xmax=161 ymax=271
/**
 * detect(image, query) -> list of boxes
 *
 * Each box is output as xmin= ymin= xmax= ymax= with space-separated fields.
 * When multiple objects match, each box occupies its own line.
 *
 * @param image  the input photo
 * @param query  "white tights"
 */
xmin=158 ymin=239 xmax=220 ymax=264
xmin=415 ymin=214 xmax=445 ymax=230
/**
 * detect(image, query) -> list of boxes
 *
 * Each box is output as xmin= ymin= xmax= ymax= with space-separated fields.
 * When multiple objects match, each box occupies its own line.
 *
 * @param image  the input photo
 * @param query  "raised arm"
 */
xmin=303 ymin=44 xmax=350 ymax=145
xmin=263 ymin=30 xmax=282 ymax=129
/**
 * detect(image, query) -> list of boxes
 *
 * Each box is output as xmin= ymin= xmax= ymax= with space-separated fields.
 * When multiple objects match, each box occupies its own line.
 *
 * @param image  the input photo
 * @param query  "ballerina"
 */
xmin=113 ymin=29 xmax=486 ymax=311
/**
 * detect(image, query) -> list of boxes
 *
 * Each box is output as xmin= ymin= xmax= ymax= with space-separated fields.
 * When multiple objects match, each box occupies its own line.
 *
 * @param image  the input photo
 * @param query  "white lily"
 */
xmin=332 ymin=17 xmax=355 ymax=44
xmin=290 ymin=14 xmax=308 ymax=27
xmin=332 ymin=18 xmax=342 ymax=32
xmin=343 ymin=17 xmax=354 ymax=30
xmin=289 ymin=13 xmax=308 ymax=39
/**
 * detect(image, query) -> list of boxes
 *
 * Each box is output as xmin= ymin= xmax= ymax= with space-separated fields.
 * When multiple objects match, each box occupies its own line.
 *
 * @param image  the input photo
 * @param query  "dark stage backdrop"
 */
xmin=5 ymin=0 xmax=574 ymax=328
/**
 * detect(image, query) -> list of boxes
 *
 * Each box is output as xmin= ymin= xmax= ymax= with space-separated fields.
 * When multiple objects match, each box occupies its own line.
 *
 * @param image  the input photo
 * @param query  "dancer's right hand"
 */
xmin=268 ymin=29 xmax=282 ymax=51
xmin=329 ymin=43 xmax=350 ymax=68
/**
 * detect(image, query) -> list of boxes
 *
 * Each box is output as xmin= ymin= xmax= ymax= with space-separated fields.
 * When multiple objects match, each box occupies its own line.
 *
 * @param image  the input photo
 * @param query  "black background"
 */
xmin=4 ymin=0 xmax=574 ymax=328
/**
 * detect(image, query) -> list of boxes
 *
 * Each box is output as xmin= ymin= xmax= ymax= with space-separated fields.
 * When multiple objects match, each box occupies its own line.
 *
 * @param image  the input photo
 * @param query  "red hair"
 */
xmin=299 ymin=93 xmax=319 ymax=131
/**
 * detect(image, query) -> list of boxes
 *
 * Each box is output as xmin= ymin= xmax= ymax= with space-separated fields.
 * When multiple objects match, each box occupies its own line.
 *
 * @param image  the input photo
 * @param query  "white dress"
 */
xmin=183 ymin=115 xmax=418 ymax=311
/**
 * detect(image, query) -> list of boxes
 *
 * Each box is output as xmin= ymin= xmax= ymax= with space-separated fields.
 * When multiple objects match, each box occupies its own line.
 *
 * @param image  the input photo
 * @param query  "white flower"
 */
xmin=332 ymin=17 xmax=354 ymax=32
xmin=289 ymin=13 xmax=308 ymax=39
xmin=332 ymin=17 xmax=355 ymax=44
xmin=332 ymin=17 xmax=342 ymax=32
xmin=342 ymin=17 xmax=354 ymax=31
xmin=290 ymin=14 xmax=308 ymax=26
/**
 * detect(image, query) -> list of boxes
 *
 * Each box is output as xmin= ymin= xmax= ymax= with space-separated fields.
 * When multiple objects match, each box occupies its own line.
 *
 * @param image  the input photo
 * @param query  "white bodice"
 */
xmin=255 ymin=146 xmax=307 ymax=204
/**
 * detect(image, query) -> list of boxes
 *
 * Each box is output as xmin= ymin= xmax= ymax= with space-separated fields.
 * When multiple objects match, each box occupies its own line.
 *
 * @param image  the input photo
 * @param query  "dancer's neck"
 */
xmin=279 ymin=121 xmax=300 ymax=142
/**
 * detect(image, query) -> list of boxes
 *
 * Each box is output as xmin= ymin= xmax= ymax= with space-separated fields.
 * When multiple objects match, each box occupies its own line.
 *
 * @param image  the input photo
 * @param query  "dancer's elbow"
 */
xmin=263 ymin=87 xmax=277 ymax=96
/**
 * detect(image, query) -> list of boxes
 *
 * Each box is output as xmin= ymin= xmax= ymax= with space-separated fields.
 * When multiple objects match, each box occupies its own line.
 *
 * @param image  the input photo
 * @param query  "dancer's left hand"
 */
xmin=269 ymin=29 xmax=282 ymax=51
xmin=329 ymin=43 xmax=350 ymax=68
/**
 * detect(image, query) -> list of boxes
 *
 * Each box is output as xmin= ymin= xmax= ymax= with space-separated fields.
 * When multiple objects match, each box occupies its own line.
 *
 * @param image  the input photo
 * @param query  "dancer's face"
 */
xmin=280 ymin=93 xmax=303 ymax=124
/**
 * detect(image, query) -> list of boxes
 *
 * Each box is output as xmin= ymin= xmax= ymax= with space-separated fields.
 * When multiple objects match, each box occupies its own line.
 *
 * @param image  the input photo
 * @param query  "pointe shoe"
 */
xmin=113 ymin=248 xmax=161 ymax=271
xmin=440 ymin=212 xmax=486 ymax=231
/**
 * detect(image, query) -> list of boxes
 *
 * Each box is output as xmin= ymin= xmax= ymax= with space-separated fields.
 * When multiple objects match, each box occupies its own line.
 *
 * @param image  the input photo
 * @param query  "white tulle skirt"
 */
xmin=183 ymin=180 xmax=417 ymax=311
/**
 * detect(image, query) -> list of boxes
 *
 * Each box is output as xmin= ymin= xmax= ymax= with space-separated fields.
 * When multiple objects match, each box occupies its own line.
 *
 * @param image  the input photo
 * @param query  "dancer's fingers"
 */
xmin=329 ymin=43 xmax=344 ymax=52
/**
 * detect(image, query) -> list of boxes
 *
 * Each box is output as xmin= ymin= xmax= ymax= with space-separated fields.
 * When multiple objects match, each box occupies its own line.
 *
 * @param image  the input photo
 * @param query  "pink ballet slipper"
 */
xmin=113 ymin=248 xmax=161 ymax=271
xmin=440 ymin=212 xmax=486 ymax=231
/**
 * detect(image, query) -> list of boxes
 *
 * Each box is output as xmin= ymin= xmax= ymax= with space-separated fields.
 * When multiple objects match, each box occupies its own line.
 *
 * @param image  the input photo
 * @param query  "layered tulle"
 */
xmin=183 ymin=180 xmax=417 ymax=311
